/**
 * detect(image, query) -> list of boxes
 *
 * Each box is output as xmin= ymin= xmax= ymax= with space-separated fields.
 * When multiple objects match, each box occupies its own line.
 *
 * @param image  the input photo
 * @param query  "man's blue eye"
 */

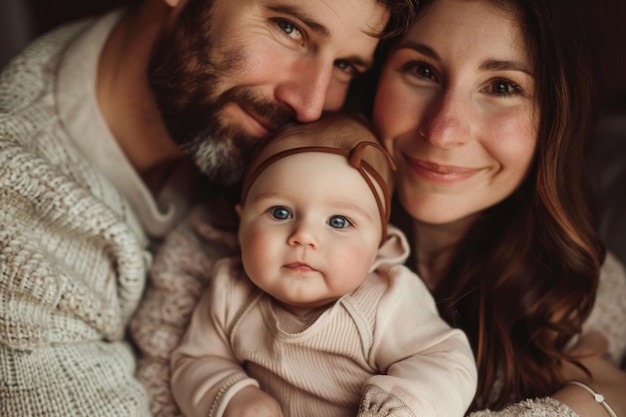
xmin=328 ymin=216 xmax=350 ymax=229
xmin=276 ymin=20 xmax=302 ymax=40
xmin=334 ymin=59 xmax=357 ymax=75
xmin=278 ymin=21 xmax=295 ymax=35
xmin=269 ymin=207 xmax=291 ymax=220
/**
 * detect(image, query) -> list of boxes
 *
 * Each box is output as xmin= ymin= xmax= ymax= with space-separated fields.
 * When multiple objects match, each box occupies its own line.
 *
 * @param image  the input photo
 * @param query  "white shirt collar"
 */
xmin=56 ymin=10 xmax=191 ymax=239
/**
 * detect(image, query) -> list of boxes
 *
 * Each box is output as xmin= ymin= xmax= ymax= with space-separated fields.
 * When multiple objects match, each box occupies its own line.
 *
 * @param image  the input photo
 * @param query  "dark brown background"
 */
xmin=2 ymin=0 xmax=626 ymax=111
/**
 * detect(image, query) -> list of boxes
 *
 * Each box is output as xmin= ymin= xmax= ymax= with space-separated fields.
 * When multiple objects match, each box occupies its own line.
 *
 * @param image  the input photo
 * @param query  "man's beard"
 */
xmin=147 ymin=0 xmax=294 ymax=185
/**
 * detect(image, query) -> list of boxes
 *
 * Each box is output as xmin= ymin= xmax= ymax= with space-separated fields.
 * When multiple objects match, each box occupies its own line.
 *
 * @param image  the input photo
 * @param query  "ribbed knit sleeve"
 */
xmin=0 ymin=19 xmax=152 ymax=416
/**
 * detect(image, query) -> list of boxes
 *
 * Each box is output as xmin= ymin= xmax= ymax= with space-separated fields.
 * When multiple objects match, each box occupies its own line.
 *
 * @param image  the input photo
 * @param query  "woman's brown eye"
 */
xmin=416 ymin=64 xmax=434 ymax=79
xmin=494 ymin=81 xmax=510 ymax=94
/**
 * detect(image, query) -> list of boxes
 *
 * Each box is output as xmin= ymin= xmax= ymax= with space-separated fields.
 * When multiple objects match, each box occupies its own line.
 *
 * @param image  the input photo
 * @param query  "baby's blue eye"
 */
xmin=328 ymin=215 xmax=351 ymax=229
xmin=269 ymin=207 xmax=292 ymax=220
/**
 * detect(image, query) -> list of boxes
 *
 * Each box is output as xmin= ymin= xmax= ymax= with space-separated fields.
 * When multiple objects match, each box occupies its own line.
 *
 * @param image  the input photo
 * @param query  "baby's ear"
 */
xmin=235 ymin=204 xmax=243 ymax=218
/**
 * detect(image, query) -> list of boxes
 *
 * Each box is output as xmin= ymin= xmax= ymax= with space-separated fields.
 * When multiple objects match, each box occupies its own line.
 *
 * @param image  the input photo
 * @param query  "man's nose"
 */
xmin=274 ymin=59 xmax=334 ymax=123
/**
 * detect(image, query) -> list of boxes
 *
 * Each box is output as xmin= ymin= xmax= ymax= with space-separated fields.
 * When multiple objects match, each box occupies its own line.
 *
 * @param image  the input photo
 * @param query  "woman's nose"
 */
xmin=417 ymin=89 xmax=471 ymax=148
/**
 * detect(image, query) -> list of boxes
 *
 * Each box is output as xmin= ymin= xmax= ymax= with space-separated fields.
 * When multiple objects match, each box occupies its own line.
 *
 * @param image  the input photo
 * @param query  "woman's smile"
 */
xmin=403 ymin=154 xmax=482 ymax=184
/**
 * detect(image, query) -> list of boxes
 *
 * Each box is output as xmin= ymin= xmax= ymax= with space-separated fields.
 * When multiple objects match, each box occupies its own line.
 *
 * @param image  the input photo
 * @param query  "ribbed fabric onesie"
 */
xmin=171 ymin=226 xmax=478 ymax=417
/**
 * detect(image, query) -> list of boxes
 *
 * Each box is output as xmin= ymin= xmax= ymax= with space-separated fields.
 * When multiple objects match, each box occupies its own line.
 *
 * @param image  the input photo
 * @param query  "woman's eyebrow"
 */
xmin=481 ymin=59 xmax=532 ymax=76
xmin=395 ymin=40 xmax=441 ymax=61
xmin=395 ymin=41 xmax=533 ymax=77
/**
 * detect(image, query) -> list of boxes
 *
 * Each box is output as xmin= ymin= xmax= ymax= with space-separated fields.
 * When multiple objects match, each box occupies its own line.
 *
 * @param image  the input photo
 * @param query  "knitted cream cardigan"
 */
xmin=0 ymin=20 xmax=152 ymax=416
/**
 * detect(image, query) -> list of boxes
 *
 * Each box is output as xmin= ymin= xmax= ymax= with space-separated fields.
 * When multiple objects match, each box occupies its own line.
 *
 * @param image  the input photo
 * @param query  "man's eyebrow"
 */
xmin=267 ymin=5 xmax=329 ymax=37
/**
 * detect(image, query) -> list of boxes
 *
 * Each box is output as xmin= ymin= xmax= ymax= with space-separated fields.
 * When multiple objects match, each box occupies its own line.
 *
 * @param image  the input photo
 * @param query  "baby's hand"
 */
xmin=224 ymin=385 xmax=283 ymax=417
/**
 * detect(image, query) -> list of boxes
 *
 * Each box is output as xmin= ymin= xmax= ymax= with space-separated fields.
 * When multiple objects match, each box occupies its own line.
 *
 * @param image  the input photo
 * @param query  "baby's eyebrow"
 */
xmin=329 ymin=200 xmax=374 ymax=222
xmin=249 ymin=192 xmax=281 ymax=203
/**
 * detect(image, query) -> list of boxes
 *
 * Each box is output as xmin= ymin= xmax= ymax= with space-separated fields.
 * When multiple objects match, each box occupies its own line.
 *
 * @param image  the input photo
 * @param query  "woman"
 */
xmin=371 ymin=0 xmax=626 ymax=415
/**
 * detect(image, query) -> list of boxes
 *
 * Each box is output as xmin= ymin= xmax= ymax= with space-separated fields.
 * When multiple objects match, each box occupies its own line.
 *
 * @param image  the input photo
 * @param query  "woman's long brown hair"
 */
xmin=382 ymin=0 xmax=607 ymax=411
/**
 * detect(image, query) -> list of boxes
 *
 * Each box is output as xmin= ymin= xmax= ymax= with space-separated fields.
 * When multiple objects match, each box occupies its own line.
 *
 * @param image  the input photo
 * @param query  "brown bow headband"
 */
xmin=240 ymin=141 xmax=397 ymax=245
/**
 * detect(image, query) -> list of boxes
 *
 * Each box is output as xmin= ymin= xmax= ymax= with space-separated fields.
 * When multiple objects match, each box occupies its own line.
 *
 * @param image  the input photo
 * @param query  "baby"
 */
xmin=170 ymin=112 xmax=477 ymax=417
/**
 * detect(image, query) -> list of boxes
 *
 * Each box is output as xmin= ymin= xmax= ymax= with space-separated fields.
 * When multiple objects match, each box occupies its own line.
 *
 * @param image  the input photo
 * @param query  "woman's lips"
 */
xmin=404 ymin=155 xmax=481 ymax=184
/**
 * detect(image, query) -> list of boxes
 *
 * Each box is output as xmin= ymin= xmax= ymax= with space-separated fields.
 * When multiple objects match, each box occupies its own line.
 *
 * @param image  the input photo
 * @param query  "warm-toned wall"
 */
xmin=589 ymin=1 xmax=626 ymax=110
xmin=26 ymin=0 xmax=130 ymax=34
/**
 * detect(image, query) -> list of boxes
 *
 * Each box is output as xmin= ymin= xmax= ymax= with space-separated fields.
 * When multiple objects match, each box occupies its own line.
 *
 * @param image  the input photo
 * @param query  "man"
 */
xmin=0 ymin=0 xmax=416 ymax=415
